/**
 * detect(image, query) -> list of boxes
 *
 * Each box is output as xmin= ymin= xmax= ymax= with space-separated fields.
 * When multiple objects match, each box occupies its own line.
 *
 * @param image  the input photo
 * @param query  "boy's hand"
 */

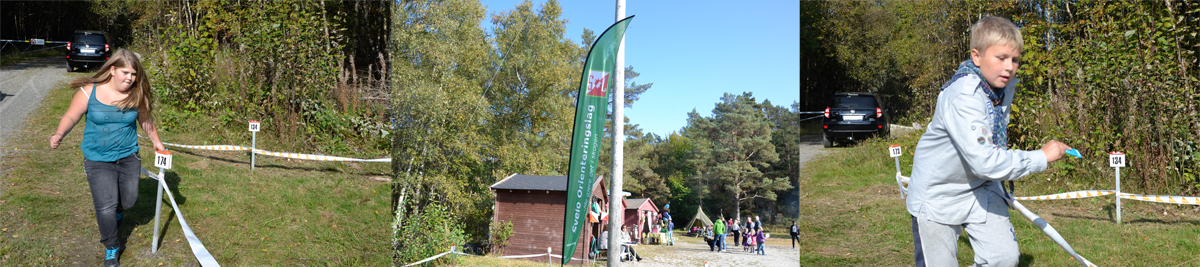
xmin=1041 ymin=140 xmax=1070 ymax=163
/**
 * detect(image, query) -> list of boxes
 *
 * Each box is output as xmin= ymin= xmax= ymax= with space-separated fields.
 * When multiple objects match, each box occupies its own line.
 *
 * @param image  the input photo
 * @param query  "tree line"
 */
xmin=803 ymin=1 xmax=1199 ymax=194
xmin=3 ymin=0 xmax=391 ymax=155
xmin=389 ymin=0 xmax=801 ymax=263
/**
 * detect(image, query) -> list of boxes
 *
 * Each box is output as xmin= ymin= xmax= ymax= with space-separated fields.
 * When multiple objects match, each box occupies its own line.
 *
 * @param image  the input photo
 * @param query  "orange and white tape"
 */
xmin=1119 ymin=193 xmax=1200 ymax=205
xmin=1013 ymin=190 xmax=1116 ymax=201
xmin=163 ymin=143 xmax=251 ymax=151
xmin=144 ymin=136 xmax=389 ymax=162
xmin=251 ymin=149 xmax=390 ymax=162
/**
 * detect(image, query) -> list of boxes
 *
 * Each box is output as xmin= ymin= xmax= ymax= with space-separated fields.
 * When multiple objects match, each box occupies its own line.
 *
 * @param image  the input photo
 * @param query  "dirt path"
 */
xmin=0 ymin=56 xmax=72 ymax=197
xmin=628 ymin=233 xmax=800 ymax=267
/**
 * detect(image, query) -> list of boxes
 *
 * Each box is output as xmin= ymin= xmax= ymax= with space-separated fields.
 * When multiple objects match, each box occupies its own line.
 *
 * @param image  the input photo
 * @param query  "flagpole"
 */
xmin=607 ymin=0 xmax=626 ymax=266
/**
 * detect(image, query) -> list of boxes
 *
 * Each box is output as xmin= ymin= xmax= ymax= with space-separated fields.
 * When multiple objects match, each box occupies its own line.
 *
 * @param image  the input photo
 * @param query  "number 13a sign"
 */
xmin=249 ymin=120 xmax=261 ymax=132
xmin=154 ymin=150 xmax=173 ymax=169
xmin=1109 ymin=152 xmax=1126 ymax=168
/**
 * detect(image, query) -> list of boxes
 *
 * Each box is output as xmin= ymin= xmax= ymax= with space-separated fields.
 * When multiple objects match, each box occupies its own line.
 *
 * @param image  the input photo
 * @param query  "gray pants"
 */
xmin=83 ymin=152 xmax=141 ymax=248
xmin=914 ymin=192 xmax=1019 ymax=267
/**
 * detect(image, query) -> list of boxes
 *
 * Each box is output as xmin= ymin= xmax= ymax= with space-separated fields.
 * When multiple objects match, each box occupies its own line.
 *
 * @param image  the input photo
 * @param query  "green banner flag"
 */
xmin=561 ymin=16 xmax=633 ymax=265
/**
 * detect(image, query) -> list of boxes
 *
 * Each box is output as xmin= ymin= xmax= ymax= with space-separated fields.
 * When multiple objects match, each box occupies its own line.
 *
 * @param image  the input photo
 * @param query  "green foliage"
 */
xmin=391 ymin=0 xmax=493 ymax=248
xmin=125 ymin=1 xmax=386 ymax=155
xmin=392 ymin=201 xmax=467 ymax=266
xmin=684 ymin=92 xmax=793 ymax=217
xmin=490 ymin=217 xmax=515 ymax=254
xmin=389 ymin=0 xmax=667 ymax=256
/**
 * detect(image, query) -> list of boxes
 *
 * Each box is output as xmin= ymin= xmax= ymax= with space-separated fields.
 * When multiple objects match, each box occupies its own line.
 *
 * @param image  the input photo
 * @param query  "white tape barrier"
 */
xmin=897 ymin=173 xmax=1097 ymax=266
xmin=1119 ymin=193 xmax=1200 ymax=205
xmin=896 ymin=173 xmax=910 ymax=196
xmin=144 ymin=137 xmax=391 ymax=162
xmin=401 ymin=246 xmax=591 ymax=266
xmin=1010 ymin=200 xmax=1098 ymax=267
xmin=403 ymin=249 xmax=455 ymax=267
xmin=897 ymin=170 xmax=1200 ymax=206
xmin=1013 ymin=190 xmax=1115 ymax=201
xmin=141 ymin=168 xmax=220 ymax=267
xmin=251 ymin=149 xmax=390 ymax=162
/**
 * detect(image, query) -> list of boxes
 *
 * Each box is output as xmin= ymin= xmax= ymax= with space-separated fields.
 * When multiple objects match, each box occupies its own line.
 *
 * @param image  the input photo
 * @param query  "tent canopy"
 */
xmin=683 ymin=206 xmax=713 ymax=230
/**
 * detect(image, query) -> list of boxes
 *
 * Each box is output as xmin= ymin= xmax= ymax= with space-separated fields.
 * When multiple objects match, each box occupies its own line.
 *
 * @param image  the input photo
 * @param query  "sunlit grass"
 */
xmin=0 ymin=80 xmax=390 ymax=265
xmin=798 ymin=130 xmax=1200 ymax=266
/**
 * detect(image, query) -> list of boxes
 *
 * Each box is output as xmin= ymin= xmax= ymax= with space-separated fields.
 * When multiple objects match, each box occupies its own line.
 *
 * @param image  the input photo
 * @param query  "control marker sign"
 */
xmin=1110 ymin=152 xmax=1125 ymax=168
xmin=154 ymin=150 xmax=173 ymax=169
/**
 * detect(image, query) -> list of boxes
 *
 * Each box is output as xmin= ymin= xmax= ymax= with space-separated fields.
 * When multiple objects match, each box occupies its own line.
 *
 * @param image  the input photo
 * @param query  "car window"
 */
xmin=73 ymin=34 xmax=106 ymax=45
xmin=832 ymin=97 xmax=876 ymax=108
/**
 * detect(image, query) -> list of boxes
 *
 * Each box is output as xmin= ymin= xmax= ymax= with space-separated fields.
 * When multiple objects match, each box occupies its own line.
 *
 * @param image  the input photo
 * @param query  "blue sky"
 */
xmin=480 ymin=0 xmax=800 ymax=137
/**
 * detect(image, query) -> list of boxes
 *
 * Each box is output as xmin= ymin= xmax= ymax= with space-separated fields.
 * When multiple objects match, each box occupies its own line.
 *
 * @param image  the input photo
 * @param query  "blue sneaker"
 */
xmin=104 ymin=246 xmax=120 ymax=267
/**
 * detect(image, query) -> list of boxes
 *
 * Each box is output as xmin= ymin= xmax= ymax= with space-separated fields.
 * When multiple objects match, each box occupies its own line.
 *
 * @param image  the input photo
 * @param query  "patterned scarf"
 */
xmin=941 ymin=59 xmax=1011 ymax=150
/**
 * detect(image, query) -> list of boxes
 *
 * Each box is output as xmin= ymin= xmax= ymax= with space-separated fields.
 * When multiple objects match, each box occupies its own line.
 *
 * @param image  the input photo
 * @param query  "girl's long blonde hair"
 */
xmin=69 ymin=48 xmax=154 ymax=122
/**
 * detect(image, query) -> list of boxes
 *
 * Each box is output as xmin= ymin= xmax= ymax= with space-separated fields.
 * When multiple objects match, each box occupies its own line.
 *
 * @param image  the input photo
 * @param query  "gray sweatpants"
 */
xmin=914 ymin=192 xmax=1019 ymax=267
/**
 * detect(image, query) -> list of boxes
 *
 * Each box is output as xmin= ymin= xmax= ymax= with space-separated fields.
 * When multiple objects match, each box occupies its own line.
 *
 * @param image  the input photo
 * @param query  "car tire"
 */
xmin=822 ymin=132 xmax=833 ymax=148
xmin=66 ymin=62 xmax=73 ymax=72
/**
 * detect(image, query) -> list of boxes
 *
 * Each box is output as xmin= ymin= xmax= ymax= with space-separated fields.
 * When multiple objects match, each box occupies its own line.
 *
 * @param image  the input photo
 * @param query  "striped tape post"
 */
xmin=249 ymin=120 xmax=260 ymax=171
xmin=152 ymin=149 xmax=171 ymax=253
xmin=141 ymin=168 xmax=220 ymax=266
xmin=888 ymin=145 xmax=905 ymax=199
xmin=1110 ymin=152 xmax=1125 ymax=224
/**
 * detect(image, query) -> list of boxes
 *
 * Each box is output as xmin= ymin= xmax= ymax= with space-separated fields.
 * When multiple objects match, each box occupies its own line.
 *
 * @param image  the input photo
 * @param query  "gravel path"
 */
xmin=626 ymin=234 xmax=800 ymax=267
xmin=0 ymin=57 xmax=71 ymax=196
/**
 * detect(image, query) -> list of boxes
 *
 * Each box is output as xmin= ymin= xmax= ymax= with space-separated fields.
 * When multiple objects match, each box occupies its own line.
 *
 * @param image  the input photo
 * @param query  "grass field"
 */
xmin=798 ymin=130 xmax=1200 ymax=266
xmin=0 ymin=77 xmax=391 ymax=265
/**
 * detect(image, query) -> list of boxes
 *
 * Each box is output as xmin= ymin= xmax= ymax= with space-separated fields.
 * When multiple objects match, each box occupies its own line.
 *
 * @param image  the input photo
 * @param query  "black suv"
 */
xmin=822 ymin=92 xmax=889 ymax=147
xmin=65 ymin=30 xmax=112 ymax=72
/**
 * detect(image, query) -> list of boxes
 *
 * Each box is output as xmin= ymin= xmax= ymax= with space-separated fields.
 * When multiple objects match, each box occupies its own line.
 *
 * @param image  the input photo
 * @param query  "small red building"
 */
xmin=490 ymin=174 xmax=622 ymax=264
xmin=623 ymin=198 xmax=660 ymax=243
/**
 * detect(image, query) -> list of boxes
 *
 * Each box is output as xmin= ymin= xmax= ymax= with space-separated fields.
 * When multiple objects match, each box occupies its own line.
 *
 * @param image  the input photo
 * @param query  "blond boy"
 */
xmin=906 ymin=16 xmax=1071 ymax=267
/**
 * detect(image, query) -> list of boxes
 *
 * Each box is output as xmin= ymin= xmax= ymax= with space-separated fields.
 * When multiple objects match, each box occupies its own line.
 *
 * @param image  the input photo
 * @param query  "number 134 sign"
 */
xmin=1109 ymin=152 xmax=1125 ymax=168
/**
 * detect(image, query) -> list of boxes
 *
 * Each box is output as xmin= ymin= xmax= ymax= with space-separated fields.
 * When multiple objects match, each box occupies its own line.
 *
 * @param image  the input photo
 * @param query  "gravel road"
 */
xmin=628 ymin=233 xmax=801 ymax=267
xmin=0 ymin=57 xmax=72 ymax=196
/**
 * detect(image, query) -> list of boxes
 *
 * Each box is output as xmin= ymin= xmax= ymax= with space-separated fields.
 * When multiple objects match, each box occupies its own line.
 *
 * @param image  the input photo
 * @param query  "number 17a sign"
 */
xmin=888 ymin=145 xmax=902 ymax=158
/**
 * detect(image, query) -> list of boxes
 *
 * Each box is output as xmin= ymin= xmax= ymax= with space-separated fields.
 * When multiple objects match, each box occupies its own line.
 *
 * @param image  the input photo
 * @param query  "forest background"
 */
xmin=389 ymin=0 xmax=802 ymax=264
xmin=1 ymin=0 xmax=392 ymax=157
xmin=802 ymin=1 xmax=1199 ymax=199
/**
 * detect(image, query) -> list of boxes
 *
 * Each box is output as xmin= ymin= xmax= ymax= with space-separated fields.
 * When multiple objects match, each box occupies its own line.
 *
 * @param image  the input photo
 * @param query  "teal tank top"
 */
xmin=81 ymin=83 xmax=139 ymax=162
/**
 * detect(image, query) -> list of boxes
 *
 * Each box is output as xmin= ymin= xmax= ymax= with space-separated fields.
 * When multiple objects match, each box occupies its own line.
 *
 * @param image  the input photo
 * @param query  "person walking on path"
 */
xmin=713 ymin=216 xmax=727 ymax=252
xmin=790 ymin=220 xmax=800 ymax=249
xmin=49 ymin=49 xmax=166 ymax=267
xmin=661 ymin=204 xmax=673 ymax=246
xmin=730 ymin=218 xmax=741 ymax=247
xmin=754 ymin=227 xmax=768 ymax=255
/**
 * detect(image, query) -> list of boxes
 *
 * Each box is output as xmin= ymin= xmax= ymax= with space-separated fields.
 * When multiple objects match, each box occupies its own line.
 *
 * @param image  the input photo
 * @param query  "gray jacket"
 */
xmin=905 ymin=73 xmax=1047 ymax=225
